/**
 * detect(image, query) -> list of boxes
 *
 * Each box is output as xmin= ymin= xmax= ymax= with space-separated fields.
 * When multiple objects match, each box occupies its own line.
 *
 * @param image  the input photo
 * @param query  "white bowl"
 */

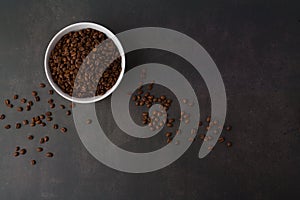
xmin=44 ymin=22 xmax=125 ymax=103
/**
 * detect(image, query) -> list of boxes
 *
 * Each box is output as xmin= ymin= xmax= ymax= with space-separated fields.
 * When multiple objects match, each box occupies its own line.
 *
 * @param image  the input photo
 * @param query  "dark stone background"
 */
xmin=0 ymin=0 xmax=299 ymax=199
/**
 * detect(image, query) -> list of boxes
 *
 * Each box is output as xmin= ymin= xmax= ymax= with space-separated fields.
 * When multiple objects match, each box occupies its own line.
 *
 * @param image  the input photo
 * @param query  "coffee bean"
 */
xmin=48 ymin=99 xmax=54 ymax=104
xmin=20 ymin=98 xmax=27 ymax=103
xmin=199 ymin=121 xmax=203 ymax=127
xmin=40 ymin=138 xmax=45 ymax=144
xmin=218 ymin=137 xmax=225 ymax=143
xmin=20 ymin=149 xmax=26 ymax=155
xmin=15 ymin=146 xmax=20 ymax=151
xmin=167 ymin=137 xmax=172 ymax=144
xmin=17 ymin=107 xmax=23 ymax=112
xmin=48 ymin=89 xmax=54 ymax=95
xmin=35 ymin=96 xmax=40 ymax=102
xmin=53 ymin=124 xmax=58 ymax=129
xmin=7 ymin=104 xmax=13 ymax=108
xmin=13 ymin=95 xmax=18 ymax=100
xmin=26 ymin=106 xmax=31 ymax=111
xmin=50 ymin=104 xmax=55 ymax=109
xmin=199 ymin=134 xmax=205 ymax=140
xmin=60 ymin=105 xmax=65 ymax=109
xmin=30 ymin=123 xmax=35 ymax=127
xmin=206 ymin=116 xmax=211 ymax=123
xmin=66 ymin=110 xmax=71 ymax=115
xmin=27 ymin=135 xmax=34 ymax=140
xmin=165 ymin=132 xmax=172 ymax=137
xmin=45 ymin=111 xmax=52 ymax=116
xmin=147 ymin=83 xmax=153 ymax=90
xmin=16 ymin=123 xmax=21 ymax=129
xmin=86 ymin=119 xmax=92 ymax=124
xmin=166 ymin=123 xmax=173 ymax=127
xmin=31 ymin=160 xmax=36 ymax=165
xmin=14 ymin=152 xmax=19 ymax=157
xmin=44 ymin=136 xmax=49 ymax=142
xmin=60 ymin=127 xmax=67 ymax=133
xmin=4 ymin=99 xmax=10 ymax=105
xmin=168 ymin=118 xmax=175 ymax=123
xmin=40 ymin=83 xmax=46 ymax=88
xmin=46 ymin=117 xmax=52 ymax=121
xmin=226 ymin=141 xmax=232 ymax=147
xmin=41 ymin=122 xmax=46 ymax=127
xmin=27 ymin=101 xmax=33 ymax=106
xmin=160 ymin=95 xmax=166 ymax=100
xmin=32 ymin=91 xmax=37 ymax=96
xmin=36 ymin=147 xmax=43 ymax=152
xmin=225 ymin=125 xmax=232 ymax=131
xmin=40 ymin=114 xmax=45 ymax=119
xmin=46 ymin=152 xmax=54 ymax=158
xmin=0 ymin=114 xmax=5 ymax=120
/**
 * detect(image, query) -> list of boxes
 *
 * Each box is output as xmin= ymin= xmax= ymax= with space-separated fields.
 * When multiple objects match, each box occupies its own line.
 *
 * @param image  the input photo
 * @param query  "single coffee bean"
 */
xmin=30 ymin=123 xmax=35 ymax=127
xmin=50 ymin=104 xmax=55 ymax=109
xmin=148 ymin=83 xmax=153 ymax=90
xmin=45 ymin=111 xmax=52 ymax=116
xmin=40 ymin=115 xmax=45 ymax=119
xmin=167 ymin=137 xmax=172 ymax=144
xmin=226 ymin=141 xmax=232 ymax=147
xmin=48 ymin=99 xmax=54 ymax=104
xmin=60 ymin=105 xmax=65 ymax=109
xmin=31 ymin=160 xmax=36 ymax=165
xmin=20 ymin=98 xmax=27 ymax=103
xmin=132 ymin=95 xmax=137 ymax=101
xmin=4 ymin=99 xmax=10 ymax=105
xmin=166 ymin=123 xmax=173 ymax=127
xmin=46 ymin=117 xmax=52 ymax=121
xmin=22 ymin=120 xmax=29 ymax=125
xmin=40 ymin=83 xmax=46 ymax=88
xmin=60 ymin=127 xmax=67 ymax=133
xmin=168 ymin=118 xmax=175 ymax=123
xmin=53 ymin=124 xmax=58 ymax=129
xmin=35 ymin=96 xmax=40 ymax=102
xmin=225 ymin=125 xmax=232 ymax=131
xmin=218 ymin=137 xmax=225 ymax=143
xmin=46 ymin=152 xmax=54 ymax=158
xmin=15 ymin=146 xmax=20 ymax=151
xmin=48 ymin=89 xmax=54 ymax=95
xmin=32 ymin=91 xmax=37 ymax=96
xmin=66 ymin=110 xmax=71 ymax=115
xmin=36 ymin=147 xmax=43 ymax=152
xmin=206 ymin=116 xmax=211 ymax=123
xmin=41 ymin=122 xmax=46 ymax=127
xmin=0 ymin=114 xmax=5 ymax=120
xmin=28 ymin=101 xmax=33 ymax=106
xmin=44 ymin=136 xmax=49 ymax=142
xmin=165 ymin=132 xmax=172 ymax=137
xmin=34 ymin=116 xmax=40 ymax=121
xmin=16 ymin=123 xmax=21 ymax=129
xmin=27 ymin=135 xmax=34 ymax=140
xmin=137 ymin=90 xmax=143 ymax=95
xmin=86 ymin=119 xmax=92 ymax=124
xmin=13 ymin=95 xmax=18 ymax=99
xmin=20 ymin=149 xmax=26 ymax=155
xmin=26 ymin=106 xmax=31 ymax=111
xmin=17 ymin=107 xmax=23 ymax=112
xmin=160 ymin=95 xmax=166 ymax=100
xmin=7 ymin=104 xmax=13 ymax=108
xmin=40 ymin=138 xmax=45 ymax=144
xmin=14 ymin=152 xmax=19 ymax=157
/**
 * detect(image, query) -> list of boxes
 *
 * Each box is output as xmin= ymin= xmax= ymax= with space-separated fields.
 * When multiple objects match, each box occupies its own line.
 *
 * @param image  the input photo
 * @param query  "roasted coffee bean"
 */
xmin=27 ymin=101 xmax=33 ymax=106
xmin=225 ymin=125 xmax=232 ymax=131
xmin=206 ymin=116 xmax=211 ymax=123
xmin=36 ymin=147 xmax=43 ymax=152
xmin=35 ymin=96 xmax=40 ymax=102
xmin=147 ymin=83 xmax=153 ymax=90
xmin=15 ymin=123 xmax=21 ymax=129
xmin=46 ymin=152 xmax=54 ymax=158
xmin=17 ymin=107 xmax=23 ymax=112
xmin=50 ymin=104 xmax=55 ymax=109
xmin=20 ymin=98 xmax=27 ymax=103
xmin=14 ymin=152 xmax=19 ymax=157
xmin=41 ymin=122 xmax=46 ymax=127
xmin=53 ymin=124 xmax=58 ymax=129
xmin=40 ymin=114 xmax=45 ymax=119
xmin=199 ymin=134 xmax=205 ymax=140
xmin=199 ymin=121 xmax=203 ymax=127
xmin=40 ymin=138 xmax=45 ymax=144
xmin=160 ymin=95 xmax=166 ymax=100
xmin=44 ymin=136 xmax=49 ymax=142
xmin=165 ymin=132 xmax=172 ymax=137
xmin=20 ymin=149 xmax=26 ymax=155
xmin=7 ymin=104 xmax=13 ymax=108
xmin=36 ymin=120 xmax=42 ymax=124
xmin=34 ymin=116 xmax=40 ymax=121
xmin=27 ymin=135 xmax=34 ymax=140
xmin=0 ymin=114 xmax=5 ymax=120
xmin=48 ymin=99 xmax=54 ymax=104
xmin=48 ymin=89 xmax=54 ymax=95
xmin=45 ymin=111 xmax=52 ymax=116
xmin=60 ymin=127 xmax=67 ymax=133
xmin=46 ymin=117 xmax=52 ymax=121
xmin=166 ymin=123 xmax=173 ymax=127
xmin=15 ymin=146 xmax=20 ymax=151
xmin=13 ymin=95 xmax=18 ymax=99
xmin=60 ymin=105 xmax=65 ymax=109
xmin=31 ymin=160 xmax=36 ymax=165
xmin=137 ymin=90 xmax=143 ymax=95
xmin=30 ymin=123 xmax=35 ymax=127
xmin=66 ymin=110 xmax=71 ymax=115
xmin=168 ymin=118 xmax=175 ymax=123
xmin=26 ymin=106 xmax=31 ymax=111
xmin=86 ymin=119 xmax=92 ymax=124
xmin=167 ymin=137 xmax=172 ymax=144
xmin=226 ymin=141 xmax=232 ymax=147
xmin=32 ymin=91 xmax=37 ymax=96
xmin=23 ymin=120 xmax=29 ymax=125
xmin=40 ymin=83 xmax=46 ymax=88
xmin=4 ymin=99 xmax=10 ymax=105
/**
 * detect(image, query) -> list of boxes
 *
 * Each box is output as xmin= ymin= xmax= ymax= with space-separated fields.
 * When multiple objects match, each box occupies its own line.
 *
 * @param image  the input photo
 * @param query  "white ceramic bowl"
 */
xmin=44 ymin=22 xmax=125 ymax=103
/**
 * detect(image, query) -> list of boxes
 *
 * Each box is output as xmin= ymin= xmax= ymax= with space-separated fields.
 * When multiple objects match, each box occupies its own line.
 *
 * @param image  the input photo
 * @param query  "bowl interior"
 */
xmin=44 ymin=22 xmax=125 ymax=103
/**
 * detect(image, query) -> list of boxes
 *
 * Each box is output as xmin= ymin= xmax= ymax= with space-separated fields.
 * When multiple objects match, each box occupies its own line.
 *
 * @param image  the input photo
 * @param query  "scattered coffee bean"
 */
xmin=17 ymin=107 xmax=23 ymax=112
xmin=22 ymin=120 xmax=29 ymax=125
xmin=40 ymin=115 xmax=45 ymax=119
xmin=48 ymin=89 xmax=54 ymax=95
xmin=166 ymin=123 xmax=173 ymax=127
xmin=60 ymin=105 xmax=65 ymax=109
xmin=20 ymin=149 xmax=27 ymax=155
xmin=41 ymin=122 xmax=46 ymax=127
xmin=46 ymin=117 xmax=52 ymax=121
xmin=36 ymin=147 xmax=43 ymax=152
xmin=30 ymin=123 xmax=35 ymax=127
xmin=45 ymin=111 xmax=52 ymax=116
xmin=20 ymin=98 xmax=27 ymax=103
xmin=199 ymin=121 xmax=203 ymax=127
xmin=226 ymin=141 xmax=232 ymax=147
xmin=27 ymin=135 xmax=34 ymax=140
xmin=28 ymin=101 xmax=33 ymax=106
xmin=40 ymin=138 xmax=45 ymax=144
xmin=7 ymin=104 xmax=13 ymax=108
xmin=46 ymin=152 xmax=54 ymax=158
xmin=14 ymin=152 xmax=19 ymax=157
xmin=218 ymin=137 xmax=225 ymax=143
xmin=32 ymin=91 xmax=37 ymax=96
xmin=48 ymin=99 xmax=54 ymax=104
xmin=50 ymin=104 xmax=55 ymax=109
xmin=66 ymin=110 xmax=71 ymax=116
xmin=4 ymin=99 xmax=10 ymax=105
xmin=0 ymin=114 xmax=5 ymax=120
xmin=60 ymin=127 xmax=67 ymax=133
xmin=15 ymin=146 xmax=20 ymax=151
xmin=86 ymin=119 xmax=92 ymax=124
xmin=35 ymin=96 xmax=40 ymax=102
xmin=15 ymin=123 xmax=21 ymax=129
xmin=40 ymin=83 xmax=46 ymax=88
xmin=53 ymin=124 xmax=58 ymax=129
xmin=31 ymin=160 xmax=36 ymax=165
xmin=44 ymin=136 xmax=49 ymax=142
xmin=13 ymin=95 xmax=18 ymax=99
xmin=26 ymin=106 xmax=31 ymax=111
xmin=167 ymin=137 xmax=172 ymax=144
xmin=206 ymin=116 xmax=211 ymax=123
xmin=165 ymin=132 xmax=172 ymax=137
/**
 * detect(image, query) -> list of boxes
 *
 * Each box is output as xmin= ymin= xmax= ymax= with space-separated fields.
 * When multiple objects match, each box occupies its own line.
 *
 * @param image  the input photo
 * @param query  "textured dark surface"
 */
xmin=0 ymin=0 xmax=300 ymax=199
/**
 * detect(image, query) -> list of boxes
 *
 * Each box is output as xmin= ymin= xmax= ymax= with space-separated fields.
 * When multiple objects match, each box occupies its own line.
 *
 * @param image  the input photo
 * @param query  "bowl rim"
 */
xmin=44 ymin=22 xmax=125 ymax=104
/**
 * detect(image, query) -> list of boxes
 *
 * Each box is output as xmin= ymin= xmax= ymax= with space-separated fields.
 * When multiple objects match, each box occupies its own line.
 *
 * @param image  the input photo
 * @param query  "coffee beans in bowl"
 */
xmin=45 ymin=22 xmax=125 ymax=103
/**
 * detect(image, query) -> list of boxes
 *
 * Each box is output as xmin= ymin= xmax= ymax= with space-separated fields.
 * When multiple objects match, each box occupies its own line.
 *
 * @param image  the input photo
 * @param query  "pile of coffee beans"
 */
xmin=1 ymin=83 xmax=72 ymax=166
xmin=49 ymin=28 xmax=122 ymax=98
